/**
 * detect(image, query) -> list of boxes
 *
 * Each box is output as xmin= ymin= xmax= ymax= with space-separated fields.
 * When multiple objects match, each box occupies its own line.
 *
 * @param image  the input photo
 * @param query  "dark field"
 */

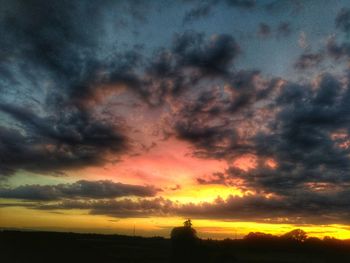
xmin=1 ymin=230 xmax=350 ymax=263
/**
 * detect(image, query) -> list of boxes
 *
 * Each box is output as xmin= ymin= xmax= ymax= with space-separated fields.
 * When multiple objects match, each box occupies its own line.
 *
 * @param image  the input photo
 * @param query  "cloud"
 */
xmin=256 ymin=22 xmax=292 ymax=39
xmin=276 ymin=22 xmax=292 ymax=37
xmin=298 ymin=31 xmax=309 ymax=49
xmin=1 ymin=0 xmax=350 ymax=226
xmin=137 ymin=31 xmax=241 ymax=105
xmin=182 ymin=0 xmax=257 ymax=25
xmin=168 ymin=65 xmax=350 ymax=224
xmin=326 ymin=37 xmax=350 ymax=60
xmin=177 ymin=191 xmax=350 ymax=224
xmin=21 ymin=190 xmax=350 ymax=224
xmin=183 ymin=3 xmax=212 ymax=24
xmin=172 ymin=31 xmax=240 ymax=77
xmin=197 ymin=172 xmax=228 ymax=185
xmin=335 ymin=8 xmax=350 ymax=33
xmin=224 ymin=74 xmax=350 ymax=196
xmin=0 ymin=1 xmax=149 ymax=177
xmin=32 ymin=197 xmax=173 ymax=218
xmin=224 ymin=0 xmax=256 ymax=9
xmin=263 ymin=0 xmax=303 ymax=15
xmin=0 ymin=180 xmax=158 ymax=201
xmin=175 ymin=122 xmax=240 ymax=159
xmin=171 ymin=66 xmax=350 ymax=192
xmin=257 ymin=23 xmax=271 ymax=37
xmin=173 ymin=70 xmax=277 ymax=159
xmin=0 ymin=0 xmax=243 ymax=178
xmin=0 ymin=104 xmax=128 ymax=177
xmin=325 ymin=10 xmax=350 ymax=59
xmin=294 ymin=52 xmax=324 ymax=69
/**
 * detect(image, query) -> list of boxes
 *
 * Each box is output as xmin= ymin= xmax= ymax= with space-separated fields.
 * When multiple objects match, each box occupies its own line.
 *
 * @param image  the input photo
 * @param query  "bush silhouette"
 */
xmin=281 ymin=229 xmax=307 ymax=242
xmin=171 ymin=219 xmax=197 ymax=241
xmin=244 ymin=232 xmax=278 ymax=241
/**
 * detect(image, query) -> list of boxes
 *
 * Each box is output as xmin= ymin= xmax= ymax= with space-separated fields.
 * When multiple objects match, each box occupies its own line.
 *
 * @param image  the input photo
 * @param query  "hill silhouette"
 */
xmin=1 ymin=222 xmax=350 ymax=263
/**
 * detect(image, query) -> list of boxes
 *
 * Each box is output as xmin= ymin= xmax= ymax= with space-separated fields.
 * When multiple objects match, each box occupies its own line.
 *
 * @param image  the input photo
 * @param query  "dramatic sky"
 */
xmin=1 ymin=0 xmax=350 ymax=239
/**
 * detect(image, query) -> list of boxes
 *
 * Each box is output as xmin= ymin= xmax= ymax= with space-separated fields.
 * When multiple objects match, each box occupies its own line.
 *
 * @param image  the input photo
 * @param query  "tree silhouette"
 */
xmin=170 ymin=219 xmax=198 ymax=262
xmin=184 ymin=219 xmax=192 ymax=228
xmin=171 ymin=220 xmax=197 ymax=243
xmin=281 ymin=229 xmax=307 ymax=242
xmin=244 ymin=232 xmax=278 ymax=241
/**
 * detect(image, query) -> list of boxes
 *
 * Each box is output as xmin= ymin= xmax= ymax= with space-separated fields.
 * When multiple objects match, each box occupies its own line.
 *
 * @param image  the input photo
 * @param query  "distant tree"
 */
xmin=170 ymin=220 xmax=198 ymax=263
xmin=244 ymin=232 xmax=277 ymax=241
xmin=305 ymin=236 xmax=322 ymax=246
xmin=184 ymin=219 xmax=192 ymax=228
xmin=323 ymin=235 xmax=341 ymax=244
xmin=171 ymin=220 xmax=197 ymax=241
xmin=323 ymin=236 xmax=336 ymax=241
xmin=306 ymin=237 xmax=321 ymax=242
xmin=281 ymin=229 xmax=307 ymax=242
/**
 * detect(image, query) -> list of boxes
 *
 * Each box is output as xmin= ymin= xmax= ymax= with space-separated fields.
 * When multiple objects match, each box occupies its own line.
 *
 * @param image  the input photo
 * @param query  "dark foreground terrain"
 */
xmin=1 ymin=230 xmax=350 ymax=263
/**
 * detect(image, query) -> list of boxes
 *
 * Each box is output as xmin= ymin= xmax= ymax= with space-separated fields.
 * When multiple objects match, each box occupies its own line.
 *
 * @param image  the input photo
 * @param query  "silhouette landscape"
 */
xmin=2 ymin=220 xmax=350 ymax=263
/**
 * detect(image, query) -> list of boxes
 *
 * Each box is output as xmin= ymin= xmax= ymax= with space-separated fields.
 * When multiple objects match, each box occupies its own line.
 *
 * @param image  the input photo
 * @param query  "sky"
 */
xmin=1 ymin=0 xmax=350 ymax=239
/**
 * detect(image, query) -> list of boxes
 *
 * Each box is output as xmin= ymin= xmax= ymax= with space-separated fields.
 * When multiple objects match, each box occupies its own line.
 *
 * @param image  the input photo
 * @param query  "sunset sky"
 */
xmin=2 ymin=0 xmax=350 ymax=239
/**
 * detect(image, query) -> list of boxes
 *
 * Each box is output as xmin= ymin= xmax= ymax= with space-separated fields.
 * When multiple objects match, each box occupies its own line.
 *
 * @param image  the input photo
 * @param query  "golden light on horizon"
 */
xmin=1 ymin=206 xmax=350 ymax=240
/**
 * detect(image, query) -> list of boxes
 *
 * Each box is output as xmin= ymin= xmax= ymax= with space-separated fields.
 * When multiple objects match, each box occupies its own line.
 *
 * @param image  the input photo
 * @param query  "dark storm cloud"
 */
xmin=170 ymin=63 xmax=350 ymax=224
xmin=25 ymin=190 xmax=350 ymax=224
xmin=294 ymin=52 xmax=324 ymax=69
xmin=228 ymin=70 xmax=271 ymax=112
xmin=183 ymin=3 xmax=212 ymax=24
xmin=172 ymin=31 xmax=240 ymax=77
xmin=0 ymin=0 xmax=243 ymax=178
xmin=0 ymin=0 xmax=106 ymax=85
xmin=336 ymin=7 xmax=350 ymax=33
xmin=224 ymin=0 xmax=256 ymax=9
xmin=257 ymin=23 xmax=271 ymax=37
xmin=71 ymin=31 xmax=240 ymax=105
xmin=173 ymin=70 xmax=276 ymax=159
xmin=182 ymin=0 xmax=256 ymax=24
xmin=0 ymin=0 xmax=146 ymax=177
xmin=326 ymin=37 xmax=350 ymax=60
xmin=245 ymin=74 xmax=350 ymax=192
xmin=177 ymin=191 xmax=350 ymax=224
xmin=324 ymin=10 xmax=350 ymax=59
xmin=0 ymin=0 xmax=157 ymax=106
xmin=0 ymin=180 xmax=158 ymax=201
xmin=0 ymin=103 xmax=128 ymax=177
xmin=139 ymin=31 xmax=241 ymax=105
xmin=175 ymin=122 xmax=240 ymax=159
xmin=226 ymin=74 xmax=350 ymax=196
xmin=256 ymin=22 xmax=293 ymax=39
xmin=69 ymin=49 xmax=144 ymax=104
xmin=173 ymin=67 xmax=350 ymax=190
xmin=276 ymin=22 xmax=292 ymax=37
xmin=263 ymin=0 xmax=303 ymax=15
xmin=197 ymin=172 xmax=228 ymax=185
xmin=33 ymin=197 xmax=173 ymax=218
xmin=0 ymin=0 xmax=241 ymax=102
